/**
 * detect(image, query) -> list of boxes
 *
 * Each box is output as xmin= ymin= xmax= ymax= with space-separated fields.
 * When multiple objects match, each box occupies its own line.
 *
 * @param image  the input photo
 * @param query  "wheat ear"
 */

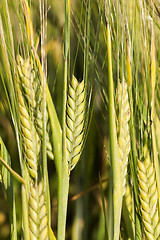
xmin=117 ymin=80 xmax=130 ymax=195
xmin=17 ymin=55 xmax=53 ymax=160
xmin=138 ymin=145 xmax=160 ymax=239
xmin=29 ymin=180 xmax=48 ymax=240
xmin=38 ymin=181 xmax=48 ymax=239
xmin=66 ymin=76 xmax=85 ymax=171
xmin=17 ymin=84 xmax=38 ymax=179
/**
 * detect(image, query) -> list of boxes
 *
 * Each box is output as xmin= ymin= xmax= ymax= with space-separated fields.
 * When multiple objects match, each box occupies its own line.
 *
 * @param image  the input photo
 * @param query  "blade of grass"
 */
xmin=0 ymin=157 xmax=25 ymax=185
xmin=126 ymin=40 xmax=142 ymax=240
xmin=106 ymin=22 xmax=123 ymax=240
xmin=56 ymin=0 xmax=70 ymax=239
xmin=2 ymin=0 xmax=15 ymax=60
xmin=0 ymin=137 xmax=17 ymax=240
xmin=21 ymin=184 xmax=30 ymax=240
xmin=46 ymin=84 xmax=62 ymax=173
xmin=150 ymin=29 xmax=160 ymax=213
xmin=0 ymin=6 xmax=30 ymax=239
xmin=39 ymin=0 xmax=51 ymax=233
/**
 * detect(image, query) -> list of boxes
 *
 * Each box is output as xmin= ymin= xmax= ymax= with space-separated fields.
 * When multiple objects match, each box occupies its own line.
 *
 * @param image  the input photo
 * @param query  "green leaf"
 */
xmin=107 ymin=23 xmax=123 ymax=240
xmin=46 ymin=84 xmax=62 ymax=176
xmin=0 ymin=156 xmax=25 ymax=185
xmin=0 ymin=137 xmax=17 ymax=240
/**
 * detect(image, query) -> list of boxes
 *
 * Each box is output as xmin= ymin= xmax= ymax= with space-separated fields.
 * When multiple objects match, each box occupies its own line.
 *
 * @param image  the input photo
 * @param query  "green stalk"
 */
xmin=57 ymin=1 xmax=70 ymax=239
xmin=126 ymin=42 xmax=142 ymax=239
xmin=22 ymin=185 xmax=30 ymax=240
xmin=0 ymin=12 xmax=30 ymax=239
xmin=107 ymin=23 xmax=122 ymax=240
xmin=46 ymin=85 xmax=62 ymax=174
xmin=151 ymin=126 xmax=160 ymax=212
xmin=47 ymin=85 xmax=63 ymax=240
xmin=116 ymin=0 xmax=119 ymax=82
xmin=40 ymin=0 xmax=51 ymax=233
xmin=83 ymin=0 xmax=90 ymax=89
xmin=3 ymin=0 xmax=15 ymax=60
xmin=57 ymin=165 xmax=69 ymax=240
xmin=0 ymin=138 xmax=17 ymax=240
xmin=0 ymin=157 xmax=25 ymax=185
xmin=11 ymin=192 xmax=17 ymax=240
xmin=150 ymin=30 xmax=160 ymax=212
xmin=120 ymin=0 xmax=124 ymax=82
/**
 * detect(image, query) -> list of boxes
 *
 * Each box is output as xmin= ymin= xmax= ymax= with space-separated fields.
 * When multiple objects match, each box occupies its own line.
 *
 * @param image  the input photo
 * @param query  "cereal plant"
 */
xmin=0 ymin=0 xmax=160 ymax=240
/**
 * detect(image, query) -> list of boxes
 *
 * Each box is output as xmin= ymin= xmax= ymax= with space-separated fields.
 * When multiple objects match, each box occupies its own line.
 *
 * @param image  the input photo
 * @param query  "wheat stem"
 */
xmin=107 ymin=23 xmax=122 ymax=240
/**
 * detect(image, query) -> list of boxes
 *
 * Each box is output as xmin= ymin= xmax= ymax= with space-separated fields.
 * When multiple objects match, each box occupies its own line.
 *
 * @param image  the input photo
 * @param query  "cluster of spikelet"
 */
xmin=66 ymin=76 xmax=86 ymax=172
xmin=16 ymin=55 xmax=49 ymax=240
xmin=116 ymin=80 xmax=131 ymax=196
xmin=138 ymin=145 xmax=160 ymax=239
xmin=116 ymin=79 xmax=160 ymax=239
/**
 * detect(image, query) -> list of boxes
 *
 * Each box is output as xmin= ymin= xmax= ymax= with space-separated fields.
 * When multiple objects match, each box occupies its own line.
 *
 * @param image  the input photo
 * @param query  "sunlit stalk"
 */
xmin=57 ymin=1 xmax=70 ymax=240
xmin=107 ymin=23 xmax=122 ymax=240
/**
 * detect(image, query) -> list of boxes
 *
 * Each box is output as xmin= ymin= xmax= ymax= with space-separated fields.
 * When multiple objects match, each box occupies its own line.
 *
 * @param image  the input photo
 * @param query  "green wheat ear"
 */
xmin=29 ymin=180 xmax=48 ymax=240
xmin=17 ymin=55 xmax=54 ymax=160
xmin=66 ymin=76 xmax=86 ymax=172
xmin=138 ymin=144 xmax=160 ymax=240
xmin=116 ymin=79 xmax=131 ymax=195
xmin=16 ymin=83 xmax=38 ymax=180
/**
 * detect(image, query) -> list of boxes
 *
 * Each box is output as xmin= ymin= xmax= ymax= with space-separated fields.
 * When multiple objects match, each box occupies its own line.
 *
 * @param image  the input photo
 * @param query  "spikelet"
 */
xmin=66 ymin=76 xmax=85 ymax=171
xmin=117 ymin=80 xmax=130 ymax=195
xmin=17 ymin=84 xmax=38 ymax=180
xmin=125 ymin=183 xmax=133 ymax=216
xmin=29 ymin=180 xmax=49 ymax=240
xmin=17 ymin=55 xmax=53 ymax=160
xmin=38 ymin=181 xmax=48 ymax=239
xmin=17 ymin=55 xmax=36 ymax=110
xmin=29 ymin=182 xmax=39 ymax=240
xmin=35 ymin=110 xmax=54 ymax=160
xmin=138 ymin=145 xmax=160 ymax=240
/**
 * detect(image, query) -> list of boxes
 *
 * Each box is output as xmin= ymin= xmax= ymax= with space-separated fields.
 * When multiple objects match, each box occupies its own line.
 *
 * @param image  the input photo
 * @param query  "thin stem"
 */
xmin=107 ymin=23 xmax=122 ymax=240
xmin=22 ymin=185 xmax=30 ymax=240
xmin=150 ymin=29 xmax=160 ymax=212
xmin=57 ymin=1 xmax=70 ymax=240
xmin=126 ymin=40 xmax=142 ymax=240
xmin=0 ymin=157 xmax=25 ymax=185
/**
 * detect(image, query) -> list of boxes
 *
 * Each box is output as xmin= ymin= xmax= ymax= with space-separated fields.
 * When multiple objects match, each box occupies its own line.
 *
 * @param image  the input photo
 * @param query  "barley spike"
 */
xmin=38 ymin=181 xmax=48 ymax=240
xmin=29 ymin=180 xmax=49 ymax=240
xmin=17 ymin=55 xmax=36 ymax=110
xmin=29 ymin=182 xmax=39 ymax=240
xmin=138 ymin=145 xmax=160 ymax=239
xmin=66 ymin=76 xmax=85 ymax=172
xmin=17 ymin=85 xmax=38 ymax=180
xmin=117 ymin=80 xmax=130 ymax=195
xmin=17 ymin=55 xmax=54 ymax=160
